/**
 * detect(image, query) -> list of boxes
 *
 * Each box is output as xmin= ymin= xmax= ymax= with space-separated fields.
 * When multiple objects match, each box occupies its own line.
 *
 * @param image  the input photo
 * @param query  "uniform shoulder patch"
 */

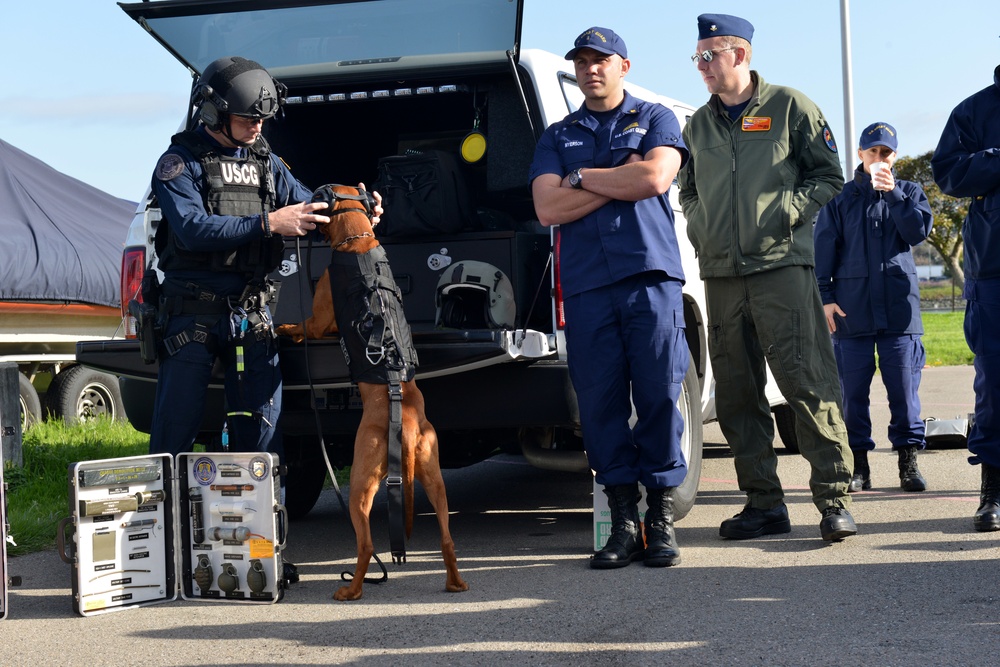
xmin=822 ymin=126 xmax=838 ymax=153
xmin=155 ymin=153 xmax=186 ymax=181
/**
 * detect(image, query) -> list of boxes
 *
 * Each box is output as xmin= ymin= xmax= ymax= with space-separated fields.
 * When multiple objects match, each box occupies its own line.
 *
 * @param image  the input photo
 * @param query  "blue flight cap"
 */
xmin=697 ymin=14 xmax=755 ymax=42
xmin=859 ymin=122 xmax=898 ymax=152
xmin=565 ymin=27 xmax=628 ymax=60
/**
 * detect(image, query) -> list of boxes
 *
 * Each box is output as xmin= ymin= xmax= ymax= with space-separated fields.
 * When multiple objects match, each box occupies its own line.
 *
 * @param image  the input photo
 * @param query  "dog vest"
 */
xmin=330 ymin=245 xmax=418 ymax=384
xmin=156 ymin=130 xmax=283 ymax=277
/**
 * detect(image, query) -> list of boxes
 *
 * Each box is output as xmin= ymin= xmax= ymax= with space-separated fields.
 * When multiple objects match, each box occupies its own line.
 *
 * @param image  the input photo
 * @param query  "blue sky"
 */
xmin=2 ymin=1 xmax=997 ymax=201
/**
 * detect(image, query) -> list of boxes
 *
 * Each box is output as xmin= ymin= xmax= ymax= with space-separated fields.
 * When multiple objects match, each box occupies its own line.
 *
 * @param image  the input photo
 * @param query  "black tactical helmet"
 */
xmin=195 ymin=56 xmax=285 ymax=132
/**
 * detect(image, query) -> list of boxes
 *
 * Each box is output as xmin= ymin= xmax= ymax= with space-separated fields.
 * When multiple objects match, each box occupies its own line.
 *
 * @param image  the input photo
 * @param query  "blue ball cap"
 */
xmin=859 ymin=122 xmax=898 ymax=152
xmin=697 ymin=14 xmax=755 ymax=42
xmin=565 ymin=27 xmax=628 ymax=60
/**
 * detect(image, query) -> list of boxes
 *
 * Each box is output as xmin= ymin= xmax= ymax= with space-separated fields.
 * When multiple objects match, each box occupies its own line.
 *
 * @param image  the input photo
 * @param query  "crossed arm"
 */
xmin=532 ymin=146 xmax=683 ymax=227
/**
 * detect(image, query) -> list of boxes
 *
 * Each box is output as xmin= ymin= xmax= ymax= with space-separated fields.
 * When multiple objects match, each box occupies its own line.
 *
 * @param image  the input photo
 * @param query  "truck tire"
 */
xmin=46 ymin=365 xmax=125 ymax=424
xmin=282 ymin=437 xmax=330 ymax=520
xmin=19 ymin=372 xmax=42 ymax=430
xmin=670 ymin=354 xmax=704 ymax=521
xmin=772 ymin=403 xmax=800 ymax=453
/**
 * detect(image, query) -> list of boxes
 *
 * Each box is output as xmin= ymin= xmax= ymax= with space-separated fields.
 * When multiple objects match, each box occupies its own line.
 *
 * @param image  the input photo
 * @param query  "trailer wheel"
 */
xmin=46 ymin=365 xmax=125 ymax=424
xmin=19 ymin=372 xmax=42 ymax=430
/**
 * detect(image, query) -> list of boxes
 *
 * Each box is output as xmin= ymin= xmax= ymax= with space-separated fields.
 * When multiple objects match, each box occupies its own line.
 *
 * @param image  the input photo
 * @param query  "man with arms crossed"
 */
xmin=531 ymin=27 xmax=691 ymax=568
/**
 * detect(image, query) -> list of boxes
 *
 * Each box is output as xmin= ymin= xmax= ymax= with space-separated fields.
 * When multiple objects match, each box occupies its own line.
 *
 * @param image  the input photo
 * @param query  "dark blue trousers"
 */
xmin=833 ymin=333 xmax=925 ymax=452
xmin=149 ymin=310 xmax=282 ymax=459
xmin=563 ymin=272 xmax=689 ymax=489
xmin=965 ymin=279 xmax=1000 ymax=468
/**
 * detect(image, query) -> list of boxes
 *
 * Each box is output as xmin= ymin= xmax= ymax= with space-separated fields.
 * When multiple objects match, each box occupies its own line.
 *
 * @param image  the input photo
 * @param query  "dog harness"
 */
xmin=329 ymin=245 xmax=417 ymax=384
xmin=329 ymin=243 xmax=417 ymax=562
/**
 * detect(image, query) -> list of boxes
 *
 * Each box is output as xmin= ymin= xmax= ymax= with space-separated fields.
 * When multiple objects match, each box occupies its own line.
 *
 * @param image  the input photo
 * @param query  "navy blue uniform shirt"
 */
xmin=529 ymin=91 xmax=689 ymax=297
xmin=932 ymin=64 xmax=1000 ymax=283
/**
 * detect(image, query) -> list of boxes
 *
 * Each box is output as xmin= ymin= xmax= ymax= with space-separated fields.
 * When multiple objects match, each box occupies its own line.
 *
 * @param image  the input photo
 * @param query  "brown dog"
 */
xmin=275 ymin=185 xmax=468 ymax=601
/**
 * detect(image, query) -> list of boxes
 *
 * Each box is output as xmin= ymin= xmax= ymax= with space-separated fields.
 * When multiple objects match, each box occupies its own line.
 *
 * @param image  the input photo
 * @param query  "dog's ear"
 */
xmin=310 ymin=185 xmax=335 ymax=217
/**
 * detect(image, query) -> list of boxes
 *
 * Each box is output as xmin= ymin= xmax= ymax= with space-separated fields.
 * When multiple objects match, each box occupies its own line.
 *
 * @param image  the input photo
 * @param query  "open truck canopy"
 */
xmin=119 ymin=0 xmax=522 ymax=84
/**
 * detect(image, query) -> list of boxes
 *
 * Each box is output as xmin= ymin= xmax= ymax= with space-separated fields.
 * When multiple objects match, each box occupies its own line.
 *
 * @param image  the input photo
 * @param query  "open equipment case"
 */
xmin=58 ymin=452 xmax=287 ymax=616
xmin=1 ymin=418 xmax=8 ymax=620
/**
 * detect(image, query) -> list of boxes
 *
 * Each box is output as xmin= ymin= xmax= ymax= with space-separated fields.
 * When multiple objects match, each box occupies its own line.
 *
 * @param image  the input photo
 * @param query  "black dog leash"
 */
xmin=386 ymin=369 xmax=406 ymax=564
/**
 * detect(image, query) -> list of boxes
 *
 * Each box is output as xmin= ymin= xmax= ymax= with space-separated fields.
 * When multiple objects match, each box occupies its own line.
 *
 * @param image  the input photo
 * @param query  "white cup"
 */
xmin=870 ymin=161 xmax=889 ymax=190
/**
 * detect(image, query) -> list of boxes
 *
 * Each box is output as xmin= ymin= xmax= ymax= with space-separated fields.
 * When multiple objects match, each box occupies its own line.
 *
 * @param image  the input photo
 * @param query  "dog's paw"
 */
xmin=274 ymin=324 xmax=305 ymax=343
xmin=446 ymin=578 xmax=469 ymax=593
xmin=334 ymin=585 xmax=363 ymax=601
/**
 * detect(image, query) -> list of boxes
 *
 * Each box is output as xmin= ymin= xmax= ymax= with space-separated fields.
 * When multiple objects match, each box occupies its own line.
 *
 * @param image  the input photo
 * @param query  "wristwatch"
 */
xmin=568 ymin=168 xmax=584 ymax=189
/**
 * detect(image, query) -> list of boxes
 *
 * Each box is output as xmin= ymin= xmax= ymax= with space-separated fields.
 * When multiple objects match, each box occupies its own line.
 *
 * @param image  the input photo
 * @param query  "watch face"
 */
xmin=570 ymin=169 xmax=581 ymax=188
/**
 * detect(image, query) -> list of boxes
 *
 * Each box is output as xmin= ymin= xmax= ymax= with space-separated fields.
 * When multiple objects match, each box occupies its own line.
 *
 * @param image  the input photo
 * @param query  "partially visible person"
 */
xmin=815 ymin=122 xmax=934 ymax=493
xmin=530 ymin=27 xmax=690 ymax=568
xmin=678 ymin=14 xmax=856 ymax=542
xmin=932 ymin=58 xmax=1000 ymax=532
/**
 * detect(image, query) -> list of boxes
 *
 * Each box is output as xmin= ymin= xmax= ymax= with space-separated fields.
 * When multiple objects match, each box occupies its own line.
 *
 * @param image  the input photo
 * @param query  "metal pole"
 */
xmin=840 ymin=0 xmax=856 ymax=178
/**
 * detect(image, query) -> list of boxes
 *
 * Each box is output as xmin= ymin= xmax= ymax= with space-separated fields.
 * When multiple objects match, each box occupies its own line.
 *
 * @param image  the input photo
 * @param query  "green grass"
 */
xmin=4 ymin=419 xmax=150 ymax=556
xmin=922 ymin=310 xmax=973 ymax=367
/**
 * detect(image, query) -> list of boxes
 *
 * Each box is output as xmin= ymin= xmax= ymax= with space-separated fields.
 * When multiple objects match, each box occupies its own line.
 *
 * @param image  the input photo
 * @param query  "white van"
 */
xmin=78 ymin=0 xmax=793 ymax=518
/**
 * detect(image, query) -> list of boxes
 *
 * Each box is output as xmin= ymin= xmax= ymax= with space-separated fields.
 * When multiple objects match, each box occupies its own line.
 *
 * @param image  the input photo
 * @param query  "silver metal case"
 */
xmin=58 ymin=452 xmax=285 ymax=616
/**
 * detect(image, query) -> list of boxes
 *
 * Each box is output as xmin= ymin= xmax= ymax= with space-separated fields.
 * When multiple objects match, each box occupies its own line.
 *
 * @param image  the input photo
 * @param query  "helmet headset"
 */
xmin=191 ymin=56 xmax=286 ymax=147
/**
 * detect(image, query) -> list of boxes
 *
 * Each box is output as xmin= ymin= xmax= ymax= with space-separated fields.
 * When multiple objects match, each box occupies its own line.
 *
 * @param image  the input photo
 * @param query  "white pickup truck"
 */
xmin=77 ymin=0 xmax=794 ymax=518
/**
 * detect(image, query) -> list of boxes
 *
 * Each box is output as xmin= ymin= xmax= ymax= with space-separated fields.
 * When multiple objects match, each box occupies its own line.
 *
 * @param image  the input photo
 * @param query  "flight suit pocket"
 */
xmin=708 ymin=323 xmax=730 ymax=385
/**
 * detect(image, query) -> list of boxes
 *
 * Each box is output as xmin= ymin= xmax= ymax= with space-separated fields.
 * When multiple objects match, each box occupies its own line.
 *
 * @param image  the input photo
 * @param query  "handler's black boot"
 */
xmin=897 ymin=446 xmax=927 ymax=492
xmin=644 ymin=487 xmax=681 ymax=567
xmin=848 ymin=449 xmax=871 ymax=492
xmin=973 ymin=463 xmax=1000 ymax=532
xmin=592 ymin=483 xmax=644 ymax=569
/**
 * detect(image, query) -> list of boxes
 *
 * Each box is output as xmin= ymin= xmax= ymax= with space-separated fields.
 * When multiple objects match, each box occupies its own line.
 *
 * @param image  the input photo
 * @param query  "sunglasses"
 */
xmin=690 ymin=46 xmax=738 ymax=64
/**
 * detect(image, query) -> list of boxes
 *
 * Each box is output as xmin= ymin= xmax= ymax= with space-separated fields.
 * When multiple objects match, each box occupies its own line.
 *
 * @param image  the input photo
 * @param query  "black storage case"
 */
xmin=373 ymin=150 xmax=476 ymax=238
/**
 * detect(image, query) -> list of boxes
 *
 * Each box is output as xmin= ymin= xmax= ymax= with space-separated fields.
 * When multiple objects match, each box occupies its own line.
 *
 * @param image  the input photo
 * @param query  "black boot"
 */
xmin=973 ymin=463 xmax=1000 ymax=532
xmin=592 ymin=483 xmax=644 ymax=569
xmin=644 ymin=487 xmax=681 ymax=568
xmin=897 ymin=446 xmax=927 ymax=492
xmin=848 ymin=450 xmax=871 ymax=492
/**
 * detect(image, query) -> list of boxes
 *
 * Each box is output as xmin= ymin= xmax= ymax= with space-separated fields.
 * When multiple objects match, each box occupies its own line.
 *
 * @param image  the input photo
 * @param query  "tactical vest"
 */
xmin=330 ymin=246 xmax=418 ymax=384
xmin=156 ymin=131 xmax=284 ymax=277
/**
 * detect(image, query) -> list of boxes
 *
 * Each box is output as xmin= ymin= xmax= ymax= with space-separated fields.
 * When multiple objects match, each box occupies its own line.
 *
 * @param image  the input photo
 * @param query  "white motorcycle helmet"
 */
xmin=435 ymin=261 xmax=515 ymax=330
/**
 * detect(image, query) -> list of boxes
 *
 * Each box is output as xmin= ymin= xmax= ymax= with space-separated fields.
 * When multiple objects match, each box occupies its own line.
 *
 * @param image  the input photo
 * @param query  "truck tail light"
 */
xmin=121 ymin=246 xmax=146 ymax=339
xmin=553 ymin=229 xmax=565 ymax=330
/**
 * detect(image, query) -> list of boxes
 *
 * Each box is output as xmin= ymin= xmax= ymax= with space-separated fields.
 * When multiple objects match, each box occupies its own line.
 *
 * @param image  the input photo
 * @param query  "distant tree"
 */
xmin=894 ymin=151 xmax=967 ymax=290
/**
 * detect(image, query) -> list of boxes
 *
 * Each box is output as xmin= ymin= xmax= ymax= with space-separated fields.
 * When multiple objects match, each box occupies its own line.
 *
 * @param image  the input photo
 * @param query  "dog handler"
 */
xmin=530 ymin=27 xmax=691 ymax=569
xmin=147 ymin=56 xmax=329 ymax=458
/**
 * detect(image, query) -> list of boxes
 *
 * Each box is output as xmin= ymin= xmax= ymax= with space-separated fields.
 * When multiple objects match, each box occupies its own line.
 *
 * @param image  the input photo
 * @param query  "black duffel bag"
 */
xmin=372 ymin=150 xmax=475 ymax=237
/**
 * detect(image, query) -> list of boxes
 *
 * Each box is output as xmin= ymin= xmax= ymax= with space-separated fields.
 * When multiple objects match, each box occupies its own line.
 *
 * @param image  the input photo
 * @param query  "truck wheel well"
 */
xmin=682 ymin=295 xmax=707 ymax=396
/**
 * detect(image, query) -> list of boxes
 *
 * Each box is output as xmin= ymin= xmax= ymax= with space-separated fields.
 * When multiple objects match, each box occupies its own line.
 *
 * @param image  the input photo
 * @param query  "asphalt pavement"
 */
xmin=4 ymin=365 xmax=998 ymax=666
